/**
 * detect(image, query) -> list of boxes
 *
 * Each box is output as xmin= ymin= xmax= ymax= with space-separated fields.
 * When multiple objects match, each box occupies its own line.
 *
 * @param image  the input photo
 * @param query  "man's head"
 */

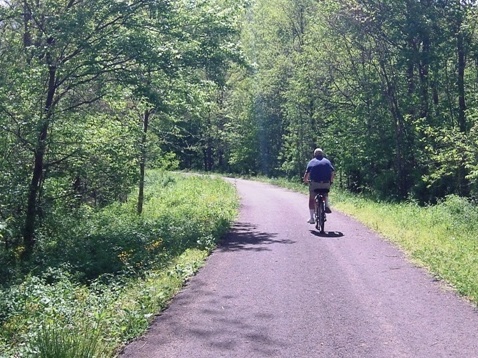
xmin=314 ymin=148 xmax=324 ymax=158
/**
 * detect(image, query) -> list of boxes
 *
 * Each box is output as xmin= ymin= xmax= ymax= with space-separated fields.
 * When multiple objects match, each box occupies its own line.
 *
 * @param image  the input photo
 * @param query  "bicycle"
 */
xmin=314 ymin=188 xmax=328 ymax=233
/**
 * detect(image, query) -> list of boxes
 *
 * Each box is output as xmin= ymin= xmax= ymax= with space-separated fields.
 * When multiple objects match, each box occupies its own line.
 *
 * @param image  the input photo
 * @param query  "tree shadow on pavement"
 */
xmin=309 ymin=230 xmax=344 ymax=238
xmin=218 ymin=222 xmax=296 ymax=252
xmin=134 ymin=280 xmax=288 ymax=357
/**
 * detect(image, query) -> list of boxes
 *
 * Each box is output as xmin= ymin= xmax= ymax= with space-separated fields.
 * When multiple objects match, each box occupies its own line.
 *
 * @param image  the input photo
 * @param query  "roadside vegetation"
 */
xmin=2 ymin=0 xmax=478 ymax=355
xmin=0 ymin=172 xmax=238 ymax=357
xmin=263 ymin=177 xmax=478 ymax=306
xmin=333 ymin=191 xmax=478 ymax=304
xmin=1 ymin=173 xmax=477 ymax=357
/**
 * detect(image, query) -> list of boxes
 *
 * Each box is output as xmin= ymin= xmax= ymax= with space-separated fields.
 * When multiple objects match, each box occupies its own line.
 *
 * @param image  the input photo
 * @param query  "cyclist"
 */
xmin=303 ymin=148 xmax=335 ymax=224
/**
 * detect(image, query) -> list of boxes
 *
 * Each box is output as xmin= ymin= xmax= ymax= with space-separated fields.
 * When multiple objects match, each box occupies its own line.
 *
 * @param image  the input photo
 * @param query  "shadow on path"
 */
xmin=141 ymin=281 xmax=287 ymax=357
xmin=309 ymin=230 xmax=344 ymax=238
xmin=219 ymin=222 xmax=296 ymax=252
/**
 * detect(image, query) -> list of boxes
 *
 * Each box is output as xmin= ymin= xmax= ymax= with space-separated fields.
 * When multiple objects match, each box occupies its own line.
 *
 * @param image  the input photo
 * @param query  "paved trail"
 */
xmin=120 ymin=178 xmax=478 ymax=358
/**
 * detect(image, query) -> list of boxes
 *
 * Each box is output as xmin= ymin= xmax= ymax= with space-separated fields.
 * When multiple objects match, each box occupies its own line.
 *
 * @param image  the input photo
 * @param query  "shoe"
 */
xmin=325 ymin=207 xmax=332 ymax=213
xmin=307 ymin=218 xmax=315 ymax=224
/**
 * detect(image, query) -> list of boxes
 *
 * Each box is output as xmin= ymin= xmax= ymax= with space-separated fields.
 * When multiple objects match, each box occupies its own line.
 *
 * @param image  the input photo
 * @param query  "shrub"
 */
xmin=0 ymin=172 xmax=238 ymax=356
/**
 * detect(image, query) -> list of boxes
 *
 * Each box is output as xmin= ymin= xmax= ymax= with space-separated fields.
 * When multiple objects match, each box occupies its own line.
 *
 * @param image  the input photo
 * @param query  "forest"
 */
xmin=226 ymin=0 xmax=478 ymax=203
xmin=1 ymin=0 xmax=478 ymax=355
xmin=1 ymin=0 xmax=478 ymax=268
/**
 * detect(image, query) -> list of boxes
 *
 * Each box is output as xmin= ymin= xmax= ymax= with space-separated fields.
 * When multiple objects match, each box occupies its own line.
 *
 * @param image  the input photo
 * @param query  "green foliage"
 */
xmin=32 ymin=322 xmax=107 ymax=358
xmin=0 ymin=0 xmax=245 ymax=256
xmin=0 ymin=269 xmax=111 ymax=357
xmin=333 ymin=191 xmax=478 ymax=302
xmin=421 ymin=126 xmax=468 ymax=196
xmin=27 ymin=172 xmax=237 ymax=282
xmin=221 ymin=0 xmax=478 ymax=203
xmin=0 ymin=172 xmax=238 ymax=356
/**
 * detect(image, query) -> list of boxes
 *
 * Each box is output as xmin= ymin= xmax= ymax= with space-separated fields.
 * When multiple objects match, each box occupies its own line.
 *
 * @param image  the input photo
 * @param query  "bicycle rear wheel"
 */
xmin=319 ymin=206 xmax=325 ymax=233
xmin=316 ymin=198 xmax=325 ymax=233
xmin=315 ymin=197 xmax=325 ymax=233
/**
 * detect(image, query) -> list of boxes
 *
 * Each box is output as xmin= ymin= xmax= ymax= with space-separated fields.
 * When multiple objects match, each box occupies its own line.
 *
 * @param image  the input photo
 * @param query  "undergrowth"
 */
xmin=0 ymin=172 xmax=238 ymax=357
xmin=333 ymin=192 xmax=478 ymax=302
xmin=264 ymin=177 xmax=478 ymax=305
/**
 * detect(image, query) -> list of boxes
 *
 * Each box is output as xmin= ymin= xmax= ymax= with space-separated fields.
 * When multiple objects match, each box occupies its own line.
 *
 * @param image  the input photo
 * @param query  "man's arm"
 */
xmin=303 ymin=171 xmax=310 ymax=183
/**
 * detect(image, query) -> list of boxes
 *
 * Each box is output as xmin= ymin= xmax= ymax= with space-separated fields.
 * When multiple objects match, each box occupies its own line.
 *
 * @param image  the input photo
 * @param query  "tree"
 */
xmin=0 ymin=0 xmax=173 ymax=257
xmin=224 ymin=0 xmax=478 ymax=202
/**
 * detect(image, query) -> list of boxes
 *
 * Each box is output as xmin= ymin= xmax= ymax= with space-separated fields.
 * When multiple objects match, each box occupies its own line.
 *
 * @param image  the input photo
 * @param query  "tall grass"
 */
xmin=263 ymin=177 xmax=478 ymax=304
xmin=333 ymin=192 xmax=478 ymax=302
xmin=0 ymin=172 xmax=238 ymax=357
xmin=201 ymin=175 xmax=478 ymax=304
xmin=31 ymin=320 xmax=107 ymax=358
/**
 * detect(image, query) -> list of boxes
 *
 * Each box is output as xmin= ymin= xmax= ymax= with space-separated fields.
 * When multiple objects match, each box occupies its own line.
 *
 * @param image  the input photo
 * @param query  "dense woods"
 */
xmin=0 ymin=0 xmax=243 ymax=262
xmin=2 ymin=0 xmax=478 ymax=355
xmin=2 ymin=0 xmax=478 ymax=266
xmin=224 ymin=0 xmax=478 ymax=204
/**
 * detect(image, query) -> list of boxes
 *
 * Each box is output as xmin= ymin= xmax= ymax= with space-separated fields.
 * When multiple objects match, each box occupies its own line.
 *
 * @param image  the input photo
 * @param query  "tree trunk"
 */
xmin=22 ymin=65 xmax=56 ymax=258
xmin=455 ymin=10 xmax=469 ymax=196
xmin=203 ymin=113 xmax=213 ymax=172
xmin=457 ymin=31 xmax=466 ymax=133
xmin=379 ymin=58 xmax=407 ymax=199
xmin=23 ymin=0 xmax=32 ymax=51
xmin=419 ymin=35 xmax=430 ymax=121
xmin=137 ymin=109 xmax=151 ymax=215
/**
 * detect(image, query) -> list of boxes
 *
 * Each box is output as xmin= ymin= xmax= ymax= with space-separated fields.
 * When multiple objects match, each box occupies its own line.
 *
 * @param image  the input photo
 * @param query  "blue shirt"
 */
xmin=306 ymin=156 xmax=334 ymax=182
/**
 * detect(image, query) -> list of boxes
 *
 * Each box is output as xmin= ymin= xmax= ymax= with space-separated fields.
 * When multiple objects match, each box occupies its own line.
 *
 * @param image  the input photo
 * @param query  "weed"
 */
xmin=0 ymin=172 xmax=238 ymax=357
xmin=263 ymin=178 xmax=478 ymax=304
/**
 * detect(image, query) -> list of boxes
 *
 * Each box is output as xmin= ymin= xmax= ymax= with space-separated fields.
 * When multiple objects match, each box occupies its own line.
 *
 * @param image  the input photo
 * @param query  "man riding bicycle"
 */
xmin=303 ymin=148 xmax=335 ymax=224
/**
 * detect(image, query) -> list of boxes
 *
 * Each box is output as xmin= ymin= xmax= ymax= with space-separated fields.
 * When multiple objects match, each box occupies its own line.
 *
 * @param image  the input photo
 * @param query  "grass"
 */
xmin=0 ymin=172 xmax=239 ymax=357
xmin=31 ymin=320 xmax=107 ymax=358
xmin=2 ymin=172 xmax=477 ymax=357
xmin=263 ymin=177 xmax=478 ymax=304
xmin=333 ymin=191 xmax=478 ymax=302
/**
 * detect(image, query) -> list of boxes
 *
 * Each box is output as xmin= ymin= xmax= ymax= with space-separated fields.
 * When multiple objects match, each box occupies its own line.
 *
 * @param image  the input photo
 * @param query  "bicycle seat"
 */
xmin=314 ymin=188 xmax=329 ymax=194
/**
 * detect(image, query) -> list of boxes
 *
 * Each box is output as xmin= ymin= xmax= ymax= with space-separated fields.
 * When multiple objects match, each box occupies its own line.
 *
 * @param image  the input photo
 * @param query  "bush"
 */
xmin=0 ymin=172 xmax=238 ymax=356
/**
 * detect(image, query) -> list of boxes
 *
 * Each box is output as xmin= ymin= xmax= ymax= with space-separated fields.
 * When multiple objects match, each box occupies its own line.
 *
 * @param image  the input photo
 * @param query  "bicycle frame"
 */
xmin=314 ymin=189 xmax=328 ymax=233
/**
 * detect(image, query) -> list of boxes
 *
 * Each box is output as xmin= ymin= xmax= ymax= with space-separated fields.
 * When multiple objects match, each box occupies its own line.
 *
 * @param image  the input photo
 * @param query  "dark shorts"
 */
xmin=309 ymin=181 xmax=331 ymax=196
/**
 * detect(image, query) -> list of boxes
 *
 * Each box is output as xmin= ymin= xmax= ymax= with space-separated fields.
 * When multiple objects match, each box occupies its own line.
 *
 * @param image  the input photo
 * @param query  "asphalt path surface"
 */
xmin=120 ymin=178 xmax=478 ymax=358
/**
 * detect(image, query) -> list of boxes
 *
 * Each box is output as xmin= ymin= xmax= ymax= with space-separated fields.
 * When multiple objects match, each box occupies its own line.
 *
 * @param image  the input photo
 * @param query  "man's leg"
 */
xmin=309 ymin=194 xmax=315 ymax=210
xmin=316 ymin=182 xmax=332 ymax=213
xmin=324 ymin=194 xmax=332 ymax=213
xmin=308 ymin=191 xmax=315 ymax=223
